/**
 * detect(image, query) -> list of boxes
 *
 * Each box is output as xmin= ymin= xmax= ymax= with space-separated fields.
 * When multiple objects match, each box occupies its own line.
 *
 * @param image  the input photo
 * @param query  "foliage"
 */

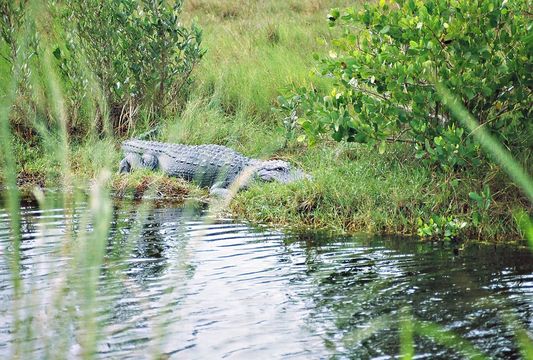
xmin=417 ymin=215 xmax=468 ymax=241
xmin=0 ymin=0 xmax=40 ymax=134
xmin=469 ymin=185 xmax=492 ymax=228
xmin=514 ymin=210 xmax=533 ymax=250
xmin=58 ymin=0 xmax=204 ymax=130
xmin=276 ymin=94 xmax=301 ymax=146
xmin=0 ymin=1 xmax=29 ymax=62
xmin=0 ymin=1 xmax=39 ymax=70
xmin=280 ymin=0 xmax=532 ymax=169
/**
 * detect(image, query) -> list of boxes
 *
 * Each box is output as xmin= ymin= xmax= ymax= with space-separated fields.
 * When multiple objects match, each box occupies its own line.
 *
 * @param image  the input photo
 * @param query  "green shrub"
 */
xmin=59 ymin=0 xmax=204 ymax=131
xmin=0 ymin=0 xmax=40 ymax=135
xmin=417 ymin=215 xmax=468 ymax=241
xmin=280 ymin=0 xmax=532 ymax=169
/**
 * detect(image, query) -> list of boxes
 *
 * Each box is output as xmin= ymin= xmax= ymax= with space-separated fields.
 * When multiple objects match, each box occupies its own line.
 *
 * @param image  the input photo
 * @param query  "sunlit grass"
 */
xmin=175 ymin=0 xmax=350 ymax=153
xmin=186 ymin=0 xmax=349 ymax=105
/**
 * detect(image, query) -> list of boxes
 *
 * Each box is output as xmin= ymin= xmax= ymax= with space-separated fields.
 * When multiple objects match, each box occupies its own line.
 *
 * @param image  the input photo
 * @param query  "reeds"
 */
xmin=0 ymin=2 xmax=187 ymax=357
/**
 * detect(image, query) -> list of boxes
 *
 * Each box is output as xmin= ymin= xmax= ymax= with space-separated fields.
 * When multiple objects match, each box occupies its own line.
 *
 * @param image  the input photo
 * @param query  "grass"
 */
xmin=111 ymin=169 xmax=206 ymax=202
xmin=232 ymin=144 xmax=431 ymax=234
xmin=230 ymin=142 xmax=526 ymax=240
xmin=1 ymin=0 xmax=530 ymax=243
xmin=164 ymin=0 xmax=352 ymax=155
xmin=184 ymin=0 xmax=344 ymax=120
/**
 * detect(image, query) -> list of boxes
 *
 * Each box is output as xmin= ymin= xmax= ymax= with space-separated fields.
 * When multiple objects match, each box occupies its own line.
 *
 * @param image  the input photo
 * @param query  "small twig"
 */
xmin=385 ymin=137 xmax=417 ymax=144
xmin=468 ymin=106 xmax=512 ymax=136
xmin=352 ymin=84 xmax=390 ymax=101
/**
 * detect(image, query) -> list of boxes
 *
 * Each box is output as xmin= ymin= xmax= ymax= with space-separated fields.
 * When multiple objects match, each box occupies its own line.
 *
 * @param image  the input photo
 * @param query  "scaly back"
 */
xmin=121 ymin=140 xmax=255 ymax=187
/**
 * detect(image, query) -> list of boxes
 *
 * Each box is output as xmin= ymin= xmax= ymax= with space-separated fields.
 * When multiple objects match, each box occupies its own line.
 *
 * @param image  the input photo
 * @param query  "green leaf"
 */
xmin=53 ymin=47 xmax=62 ymax=59
xmin=332 ymin=131 xmax=343 ymax=141
xmin=277 ymin=96 xmax=289 ymax=108
xmin=481 ymin=86 xmax=493 ymax=97
xmin=469 ymin=192 xmax=483 ymax=203
xmin=378 ymin=141 xmax=386 ymax=154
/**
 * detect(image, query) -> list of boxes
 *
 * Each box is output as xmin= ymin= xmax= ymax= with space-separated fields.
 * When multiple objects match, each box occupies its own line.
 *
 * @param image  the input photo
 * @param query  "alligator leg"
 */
xmin=142 ymin=154 xmax=158 ymax=171
xmin=119 ymin=153 xmax=143 ymax=173
xmin=209 ymin=182 xmax=231 ymax=199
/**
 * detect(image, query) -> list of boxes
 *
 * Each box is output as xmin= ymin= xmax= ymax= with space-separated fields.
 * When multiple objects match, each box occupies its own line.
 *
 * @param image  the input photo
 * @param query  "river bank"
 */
xmin=3 ymin=137 xmax=529 ymax=242
xmin=1 ymin=0 xmax=530 ymax=242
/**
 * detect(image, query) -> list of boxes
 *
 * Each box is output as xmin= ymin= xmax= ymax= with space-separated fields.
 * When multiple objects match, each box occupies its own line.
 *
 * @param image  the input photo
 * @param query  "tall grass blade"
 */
xmin=514 ymin=210 xmax=533 ymax=250
xmin=0 ymin=41 xmax=21 ymax=296
xmin=414 ymin=320 xmax=489 ymax=360
xmin=399 ymin=308 xmax=414 ymax=360
xmin=341 ymin=314 xmax=392 ymax=349
xmin=0 ymin=3 xmax=34 ymax=357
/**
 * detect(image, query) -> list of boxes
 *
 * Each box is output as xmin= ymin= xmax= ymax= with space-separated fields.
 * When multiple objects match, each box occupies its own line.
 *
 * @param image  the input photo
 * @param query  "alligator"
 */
xmin=119 ymin=139 xmax=310 ymax=197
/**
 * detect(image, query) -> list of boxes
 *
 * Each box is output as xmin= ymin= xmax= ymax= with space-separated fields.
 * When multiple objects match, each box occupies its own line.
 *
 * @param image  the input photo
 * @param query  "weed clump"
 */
xmin=112 ymin=170 xmax=206 ymax=201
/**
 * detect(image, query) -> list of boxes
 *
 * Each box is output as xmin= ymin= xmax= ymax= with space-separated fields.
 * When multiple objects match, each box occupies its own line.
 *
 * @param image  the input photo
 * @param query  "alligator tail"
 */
xmin=135 ymin=126 xmax=160 ymax=140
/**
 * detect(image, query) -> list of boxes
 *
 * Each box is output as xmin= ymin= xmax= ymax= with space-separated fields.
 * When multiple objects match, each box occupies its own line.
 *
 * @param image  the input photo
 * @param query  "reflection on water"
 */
xmin=0 ymin=200 xmax=532 ymax=359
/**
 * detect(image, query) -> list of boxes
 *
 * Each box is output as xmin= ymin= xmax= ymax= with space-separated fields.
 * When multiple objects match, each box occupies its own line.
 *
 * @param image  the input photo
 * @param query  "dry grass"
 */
xmin=111 ymin=171 xmax=207 ymax=201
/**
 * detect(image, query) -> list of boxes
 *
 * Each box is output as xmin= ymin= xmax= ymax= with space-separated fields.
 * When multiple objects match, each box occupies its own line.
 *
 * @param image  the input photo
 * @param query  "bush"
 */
xmin=0 ymin=0 xmax=40 ymax=136
xmin=60 ymin=0 xmax=204 ymax=132
xmin=417 ymin=215 xmax=468 ymax=241
xmin=281 ymin=0 xmax=532 ymax=170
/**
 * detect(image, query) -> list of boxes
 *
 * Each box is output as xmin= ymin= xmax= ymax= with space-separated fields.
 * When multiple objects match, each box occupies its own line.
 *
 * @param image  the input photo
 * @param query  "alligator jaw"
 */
xmin=255 ymin=160 xmax=311 ymax=184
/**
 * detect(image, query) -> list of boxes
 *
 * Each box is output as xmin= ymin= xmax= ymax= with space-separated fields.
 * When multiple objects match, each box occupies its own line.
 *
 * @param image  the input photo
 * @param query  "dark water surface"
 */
xmin=0 ymin=199 xmax=532 ymax=359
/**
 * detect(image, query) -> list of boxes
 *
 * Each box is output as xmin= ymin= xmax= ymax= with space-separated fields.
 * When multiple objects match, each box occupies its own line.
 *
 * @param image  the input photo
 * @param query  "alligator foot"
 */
xmin=119 ymin=153 xmax=149 ymax=174
xmin=209 ymin=186 xmax=231 ymax=199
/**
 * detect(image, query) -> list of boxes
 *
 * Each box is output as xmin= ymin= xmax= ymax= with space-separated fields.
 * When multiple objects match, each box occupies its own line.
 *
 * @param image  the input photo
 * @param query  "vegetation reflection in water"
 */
xmin=0 ymin=198 xmax=532 ymax=359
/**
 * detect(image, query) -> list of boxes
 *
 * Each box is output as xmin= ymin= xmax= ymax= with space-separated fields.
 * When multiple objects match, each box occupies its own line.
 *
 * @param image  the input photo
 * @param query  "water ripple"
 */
xmin=0 ymin=202 xmax=532 ymax=359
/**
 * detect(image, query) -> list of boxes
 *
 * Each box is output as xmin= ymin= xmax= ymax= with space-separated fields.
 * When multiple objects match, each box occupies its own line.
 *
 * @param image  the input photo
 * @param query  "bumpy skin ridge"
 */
xmin=121 ymin=139 xmax=257 ymax=188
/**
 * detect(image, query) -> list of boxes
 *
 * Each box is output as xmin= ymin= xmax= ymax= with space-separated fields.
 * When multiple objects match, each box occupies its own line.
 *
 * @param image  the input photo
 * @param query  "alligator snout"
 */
xmin=256 ymin=160 xmax=311 ymax=184
xmin=286 ymin=168 xmax=312 ymax=183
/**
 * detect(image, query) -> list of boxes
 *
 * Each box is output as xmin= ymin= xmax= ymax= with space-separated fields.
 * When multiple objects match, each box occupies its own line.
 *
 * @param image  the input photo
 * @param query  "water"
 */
xmin=0 ymin=199 xmax=532 ymax=359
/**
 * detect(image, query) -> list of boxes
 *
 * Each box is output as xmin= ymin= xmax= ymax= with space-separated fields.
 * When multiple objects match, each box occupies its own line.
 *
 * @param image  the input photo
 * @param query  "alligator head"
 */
xmin=254 ymin=160 xmax=311 ymax=184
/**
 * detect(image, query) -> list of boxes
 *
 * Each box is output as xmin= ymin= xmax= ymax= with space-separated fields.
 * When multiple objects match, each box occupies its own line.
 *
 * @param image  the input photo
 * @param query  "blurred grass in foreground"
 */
xmin=0 ymin=1 xmax=193 ymax=358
